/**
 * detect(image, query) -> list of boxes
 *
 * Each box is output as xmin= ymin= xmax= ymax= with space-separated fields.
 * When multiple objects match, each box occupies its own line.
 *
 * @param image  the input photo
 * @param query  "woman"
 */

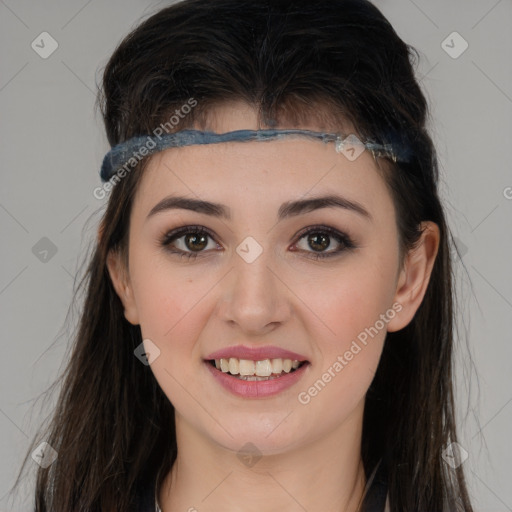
xmin=17 ymin=0 xmax=474 ymax=510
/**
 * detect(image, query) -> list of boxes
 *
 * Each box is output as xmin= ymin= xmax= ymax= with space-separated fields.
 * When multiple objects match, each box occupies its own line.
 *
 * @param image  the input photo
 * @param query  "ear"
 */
xmin=387 ymin=221 xmax=440 ymax=332
xmin=106 ymin=248 xmax=140 ymax=325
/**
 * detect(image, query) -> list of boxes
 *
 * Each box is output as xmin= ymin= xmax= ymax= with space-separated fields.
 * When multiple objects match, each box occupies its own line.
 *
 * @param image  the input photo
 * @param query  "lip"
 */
xmin=205 ymin=360 xmax=310 ymax=398
xmin=205 ymin=345 xmax=308 ymax=362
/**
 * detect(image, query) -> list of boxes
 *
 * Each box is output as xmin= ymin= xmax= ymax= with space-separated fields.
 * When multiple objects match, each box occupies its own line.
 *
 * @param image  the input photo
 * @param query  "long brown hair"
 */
xmin=13 ymin=1 xmax=474 ymax=510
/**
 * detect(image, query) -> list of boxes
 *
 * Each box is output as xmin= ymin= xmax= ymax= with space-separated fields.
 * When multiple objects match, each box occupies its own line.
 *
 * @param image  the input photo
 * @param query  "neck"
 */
xmin=159 ymin=403 xmax=368 ymax=512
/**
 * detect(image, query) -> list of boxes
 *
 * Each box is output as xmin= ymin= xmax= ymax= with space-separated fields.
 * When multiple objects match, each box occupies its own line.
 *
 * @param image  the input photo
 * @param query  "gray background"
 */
xmin=1 ymin=1 xmax=511 ymax=510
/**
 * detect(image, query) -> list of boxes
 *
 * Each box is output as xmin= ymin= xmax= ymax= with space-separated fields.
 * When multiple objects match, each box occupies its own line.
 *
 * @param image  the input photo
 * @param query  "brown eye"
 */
xmin=161 ymin=226 xmax=220 ymax=258
xmin=292 ymin=225 xmax=355 ymax=259
xmin=184 ymin=233 xmax=209 ymax=251
xmin=307 ymin=232 xmax=330 ymax=252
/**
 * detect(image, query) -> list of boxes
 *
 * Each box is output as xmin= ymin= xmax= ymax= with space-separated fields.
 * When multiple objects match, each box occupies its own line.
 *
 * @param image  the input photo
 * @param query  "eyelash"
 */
xmin=159 ymin=224 xmax=356 ymax=261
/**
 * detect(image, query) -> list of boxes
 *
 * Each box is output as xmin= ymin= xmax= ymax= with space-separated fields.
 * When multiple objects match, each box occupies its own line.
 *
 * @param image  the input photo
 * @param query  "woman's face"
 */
xmin=110 ymin=103 xmax=416 ymax=455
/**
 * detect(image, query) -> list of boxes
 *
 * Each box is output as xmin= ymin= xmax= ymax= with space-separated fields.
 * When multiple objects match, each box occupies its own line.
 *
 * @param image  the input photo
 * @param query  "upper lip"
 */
xmin=206 ymin=345 xmax=309 ymax=362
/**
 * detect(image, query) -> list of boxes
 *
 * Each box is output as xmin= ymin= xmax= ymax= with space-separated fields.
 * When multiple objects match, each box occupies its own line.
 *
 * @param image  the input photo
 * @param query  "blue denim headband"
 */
xmin=100 ymin=129 xmax=407 ymax=183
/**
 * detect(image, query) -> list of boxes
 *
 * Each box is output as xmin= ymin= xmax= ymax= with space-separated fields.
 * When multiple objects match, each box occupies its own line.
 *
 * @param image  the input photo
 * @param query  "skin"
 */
xmin=107 ymin=102 xmax=439 ymax=512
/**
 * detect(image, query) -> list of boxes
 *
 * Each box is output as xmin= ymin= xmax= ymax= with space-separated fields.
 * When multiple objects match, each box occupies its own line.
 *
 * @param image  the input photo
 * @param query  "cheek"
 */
xmin=323 ymin=270 xmax=395 ymax=347
xmin=290 ymin=249 xmax=398 ymax=352
xmin=290 ymin=250 xmax=398 ymax=407
xmin=129 ymin=260 xmax=213 ymax=411
xmin=129 ymin=247 xmax=215 ymax=341
xmin=304 ymin=278 xmax=389 ymax=397
xmin=294 ymin=269 xmax=393 ymax=427
xmin=127 ymin=249 xmax=220 ymax=406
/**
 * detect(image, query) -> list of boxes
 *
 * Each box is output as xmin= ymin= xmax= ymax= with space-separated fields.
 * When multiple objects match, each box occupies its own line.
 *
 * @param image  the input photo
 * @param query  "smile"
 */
xmin=205 ymin=357 xmax=310 ymax=398
xmin=210 ymin=357 xmax=305 ymax=380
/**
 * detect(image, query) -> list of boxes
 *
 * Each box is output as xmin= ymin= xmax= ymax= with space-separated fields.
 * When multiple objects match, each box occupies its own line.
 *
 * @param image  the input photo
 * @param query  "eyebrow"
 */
xmin=146 ymin=194 xmax=372 ymax=222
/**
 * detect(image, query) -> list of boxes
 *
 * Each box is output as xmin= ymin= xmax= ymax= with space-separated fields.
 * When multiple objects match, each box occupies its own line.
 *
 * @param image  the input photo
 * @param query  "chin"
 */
xmin=205 ymin=413 xmax=308 ymax=456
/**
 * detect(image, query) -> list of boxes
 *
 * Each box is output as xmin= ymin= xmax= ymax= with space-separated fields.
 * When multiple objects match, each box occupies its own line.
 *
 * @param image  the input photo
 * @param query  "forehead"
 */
xmin=132 ymin=104 xmax=394 ymax=220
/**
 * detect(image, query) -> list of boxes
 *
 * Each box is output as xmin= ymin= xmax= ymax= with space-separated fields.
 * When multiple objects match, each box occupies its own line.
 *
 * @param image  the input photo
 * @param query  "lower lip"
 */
xmin=205 ymin=361 xmax=309 ymax=398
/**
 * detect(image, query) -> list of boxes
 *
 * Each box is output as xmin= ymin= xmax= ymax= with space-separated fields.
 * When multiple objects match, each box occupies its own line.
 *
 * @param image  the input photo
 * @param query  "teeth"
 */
xmin=214 ymin=357 xmax=303 ymax=377
xmin=228 ymin=357 xmax=239 ymax=375
xmin=220 ymin=358 xmax=229 ymax=373
xmin=271 ymin=358 xmax=283 ymax=374
xmin=237 ymin=374 xmax=282 ymax=381
xmin=255 ymin=359 xmax=272 ymax=377
xmin=239 ymin=359 xmax=255 ymax=376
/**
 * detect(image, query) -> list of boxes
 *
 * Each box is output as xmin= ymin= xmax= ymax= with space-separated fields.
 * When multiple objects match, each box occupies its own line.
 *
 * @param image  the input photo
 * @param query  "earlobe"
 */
xmin=387 ymin=222 xmax=440 ymax=333
xmin=106 ymin=249 xmax=140 ymax=325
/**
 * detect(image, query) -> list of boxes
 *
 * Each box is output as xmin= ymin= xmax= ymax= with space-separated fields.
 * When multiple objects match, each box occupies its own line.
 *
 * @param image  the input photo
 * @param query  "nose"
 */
xmin=217 ymin=249 xmax=292 ymax=335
